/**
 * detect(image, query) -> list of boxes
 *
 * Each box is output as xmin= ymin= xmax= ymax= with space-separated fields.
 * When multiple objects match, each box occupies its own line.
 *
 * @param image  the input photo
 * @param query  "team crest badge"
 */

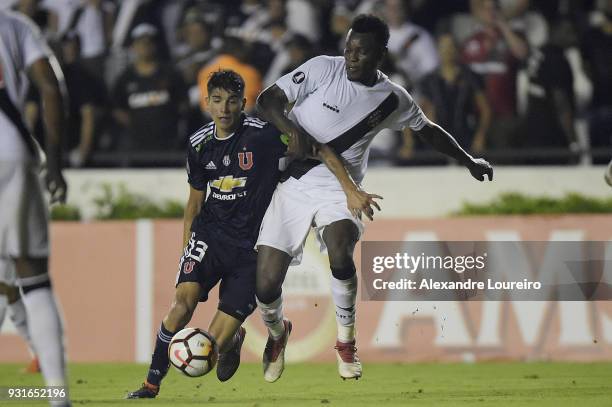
xmin=292 ymin=71 xmax=305 ymax=84
xmin=183 ymin=260 xmax=195 ymax=274
xmin=223 ymin=155 xmax=231 ymax=166
xmin=238 ymin=152 xmax=253 ymax=170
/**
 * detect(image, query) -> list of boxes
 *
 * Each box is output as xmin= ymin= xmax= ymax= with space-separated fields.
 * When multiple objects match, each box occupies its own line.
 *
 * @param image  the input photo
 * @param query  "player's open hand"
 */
xmin=468 ymin=157 xmax=493 ymax=182
xmin=346 ymin=189 xmax=383 ymax=221
xmin=45 ymin=169 xmax=67 ymax=204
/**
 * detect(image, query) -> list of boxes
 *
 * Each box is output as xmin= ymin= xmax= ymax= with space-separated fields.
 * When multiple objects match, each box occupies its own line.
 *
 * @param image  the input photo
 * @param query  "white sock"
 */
xmin=330 ymin=275 xmax=357 ymax=343
xmin=0 ymin=294 xmax=7 ymax=330
xmin=20 ymin=285 xmax=67 ymax=387
xmin=256 ymin=296 xmax=285 ymax=339
xmin=9 ymin=298 xmax=36 ymax=355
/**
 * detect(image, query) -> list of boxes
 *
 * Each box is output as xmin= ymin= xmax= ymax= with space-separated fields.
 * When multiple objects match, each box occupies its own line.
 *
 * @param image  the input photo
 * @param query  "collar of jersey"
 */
xmin=347 ymin=70 xmax=385 ymax=88
xmin=213 ymin=113 xmax=247 ymax=141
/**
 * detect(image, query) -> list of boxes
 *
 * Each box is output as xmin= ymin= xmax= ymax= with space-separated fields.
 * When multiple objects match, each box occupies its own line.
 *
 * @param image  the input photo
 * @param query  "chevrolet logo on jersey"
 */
xmin=210 ymin=176 xmax=247 ymax=192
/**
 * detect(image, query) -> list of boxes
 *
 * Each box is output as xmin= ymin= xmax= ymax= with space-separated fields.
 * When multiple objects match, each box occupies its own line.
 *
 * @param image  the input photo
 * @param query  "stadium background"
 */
xmin=1 ymin=166 xmax=610 ymax=365
xmin=0 ymin=0 xmax=611 ymax=381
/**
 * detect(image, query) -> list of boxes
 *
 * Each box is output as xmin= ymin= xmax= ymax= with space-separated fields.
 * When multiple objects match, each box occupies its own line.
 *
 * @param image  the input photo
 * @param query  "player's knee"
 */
xmin=256 ymin=274 xmax=281 ymax=304
xmin=167 ymin=297 xmax=197 ymax=330
xmin=326 ymin=239 xmax=356 ymax=270
xmin=324 ymin=222 xmax=358 ymax=269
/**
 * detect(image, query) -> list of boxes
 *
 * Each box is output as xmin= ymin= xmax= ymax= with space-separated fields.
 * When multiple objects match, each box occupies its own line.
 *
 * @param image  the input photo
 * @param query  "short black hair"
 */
xmin=350 ymin=14 xmax=390 ymax=49
xmin=207 ymin=70 xmax=245 ymax=97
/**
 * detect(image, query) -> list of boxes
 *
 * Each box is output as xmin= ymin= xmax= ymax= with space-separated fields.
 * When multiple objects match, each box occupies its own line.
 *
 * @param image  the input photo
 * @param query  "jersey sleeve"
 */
xmin=14 ymin=14 xmax=51 ymax=70
xmin=186 ymin=144 xmax=208 ymax=191
xmin=391 ymin=86 xmax=429 ymax=131
xmin=274 ymin=55 xmax=335 ymax=105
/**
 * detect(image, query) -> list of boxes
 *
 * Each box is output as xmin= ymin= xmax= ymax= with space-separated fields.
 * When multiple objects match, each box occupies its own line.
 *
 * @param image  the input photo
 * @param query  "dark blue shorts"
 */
xmin=176 ymin=232 xmax=257 ymax=322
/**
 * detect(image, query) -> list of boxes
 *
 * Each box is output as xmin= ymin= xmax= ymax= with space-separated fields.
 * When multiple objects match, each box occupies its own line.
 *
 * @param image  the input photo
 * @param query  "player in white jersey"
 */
xmin=255 ymin=14 xmax=493 ymax=382
xmin=0 ymin=10 xmax=70 ymax=407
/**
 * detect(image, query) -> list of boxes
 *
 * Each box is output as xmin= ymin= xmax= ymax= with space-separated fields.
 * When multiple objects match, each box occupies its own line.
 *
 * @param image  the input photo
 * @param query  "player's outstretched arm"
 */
xmin=414 ymin=122 xmax=494 ymax=182
xmin=29 ymin=57 xmax=68 ymax=203
xmin=316 ymin=144 xmax=382 ymax=221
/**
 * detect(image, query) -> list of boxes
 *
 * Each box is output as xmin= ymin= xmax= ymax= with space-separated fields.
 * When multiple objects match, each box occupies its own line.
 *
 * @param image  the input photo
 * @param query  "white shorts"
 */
xmin=0 ymin=160 xmax=49 ymax=259
xmin=0 ymin=259 xmax=16 ymax=284
xmin=256 ymin=177 xmax=364 ymax=265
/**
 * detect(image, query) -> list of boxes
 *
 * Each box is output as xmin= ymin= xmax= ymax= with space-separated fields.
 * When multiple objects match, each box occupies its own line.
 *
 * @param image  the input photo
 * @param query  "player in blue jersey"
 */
xmin=127 ymin=70 xmax=380 ymax=399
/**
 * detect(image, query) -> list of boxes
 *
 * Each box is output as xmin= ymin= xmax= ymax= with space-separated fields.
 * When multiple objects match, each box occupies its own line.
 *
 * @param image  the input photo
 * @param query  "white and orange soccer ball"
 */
xmin=168 ymin=327 xmax=218 ymax=377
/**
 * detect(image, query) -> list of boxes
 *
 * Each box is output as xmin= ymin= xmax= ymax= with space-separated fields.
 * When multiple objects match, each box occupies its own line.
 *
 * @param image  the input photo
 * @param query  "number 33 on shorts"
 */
xmin=180 ymin=233 xmax=208 ymax=274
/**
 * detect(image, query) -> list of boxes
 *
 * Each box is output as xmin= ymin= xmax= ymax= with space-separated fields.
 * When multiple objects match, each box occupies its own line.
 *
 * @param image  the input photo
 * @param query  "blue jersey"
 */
xmin=186 ymin=115 xmax=288 ymax=249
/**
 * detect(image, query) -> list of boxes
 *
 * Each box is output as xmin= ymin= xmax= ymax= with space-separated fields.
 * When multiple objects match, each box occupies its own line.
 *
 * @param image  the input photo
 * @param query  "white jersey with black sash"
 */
xmin=275 ymin=55 xmax=428 ymax=188
xmin=0 ymin=10 xmax=51 ymax=161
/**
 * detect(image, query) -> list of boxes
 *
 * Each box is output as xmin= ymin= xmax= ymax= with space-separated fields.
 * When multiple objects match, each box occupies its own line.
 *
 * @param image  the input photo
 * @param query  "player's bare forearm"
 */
xmin=317 ymin=144 xmax=358 ymax=194
xmin=29 ymin=56 xmax=68 ymax=202
xmin=317 ymin=144 xmax=382 ymax=220
xmin=416 ymin=122 xmax=493 ymax=182
xmin=29 ymin=58 xmax=65 ymax=171
xmin=183 ymin=187 xmax=205 ymax=248
xmin=416 ymin=122 xmax=472 ymax=165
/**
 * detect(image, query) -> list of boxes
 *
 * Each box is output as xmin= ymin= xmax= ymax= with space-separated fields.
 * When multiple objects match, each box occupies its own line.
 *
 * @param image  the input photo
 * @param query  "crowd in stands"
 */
xmin=2 ymin=0 xmax=611 ymax=167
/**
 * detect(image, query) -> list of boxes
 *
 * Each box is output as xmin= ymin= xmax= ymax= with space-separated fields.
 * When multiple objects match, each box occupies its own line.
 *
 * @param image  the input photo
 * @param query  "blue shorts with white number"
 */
xmin=176 ymin=232 xmax=257 ymax=322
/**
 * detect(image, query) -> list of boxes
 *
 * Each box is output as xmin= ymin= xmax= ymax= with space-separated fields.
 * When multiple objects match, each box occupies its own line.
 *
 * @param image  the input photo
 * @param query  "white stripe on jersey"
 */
xmin=243 ymin=117 xmax=266 ymax=128
xmin=243 ymin=122 xmax=264 ymax=129
xmin=189 ymin=123 xmax=214 ymax=146
xmin=244 ymin=117 xmax=266 ymax=125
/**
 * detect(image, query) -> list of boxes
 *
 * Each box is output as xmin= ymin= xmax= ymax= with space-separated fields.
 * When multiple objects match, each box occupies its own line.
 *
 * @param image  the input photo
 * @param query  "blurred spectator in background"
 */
xmin=198 ymin=35 xmax=262 ymax=113
xmin=176 ymin=9 xmax=216 ymax=87
xmin=461 ymin=0 xmax=528 ymax=150
xmin=581 ymin=0 xmax=612 ymax=163
xmin=175 ymin=9 xmax=217 ymax=133
xmin=519 ymin=19 xmax=577 ymax=163
xmin=384 ymin=0 xmax=439 ymax=89
xmin=57 ymin=31 xmax=105 ymax=167
xmin=402 ymin=32 xmax=490 ymax=161
xmin=112 ymin=24 xmax=187 ymax=160
xmin=239 ymin=0 xmax=319 ymax=44
xmin=40 ymin=0 xmax=115 ymax=84
xmin=24 ymin=30 xmax=104 ymax=167
xmin=264 ymin=33 xmax=314 ymax=86
xmin=70 ymin=0 xmax=116 ymax=83
xmin=13 ymin=0 xmax=54 ymax=35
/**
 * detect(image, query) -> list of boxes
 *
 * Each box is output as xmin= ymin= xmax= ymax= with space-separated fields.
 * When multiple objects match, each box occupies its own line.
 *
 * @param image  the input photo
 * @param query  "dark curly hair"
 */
xmin=350 ymin=14 xmax=390 ymax=49
xmin=207 ymin=70 xmax=245 ymax=97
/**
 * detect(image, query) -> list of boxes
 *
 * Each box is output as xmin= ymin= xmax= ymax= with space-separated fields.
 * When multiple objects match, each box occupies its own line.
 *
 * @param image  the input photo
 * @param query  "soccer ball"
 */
xmin=168 ymin=327 xmax=218 ymax=377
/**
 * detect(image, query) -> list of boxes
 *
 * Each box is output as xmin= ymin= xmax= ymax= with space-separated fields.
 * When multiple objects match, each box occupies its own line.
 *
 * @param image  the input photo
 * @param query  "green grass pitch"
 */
xmin=1 ymin=362 xmax=611 ymax=406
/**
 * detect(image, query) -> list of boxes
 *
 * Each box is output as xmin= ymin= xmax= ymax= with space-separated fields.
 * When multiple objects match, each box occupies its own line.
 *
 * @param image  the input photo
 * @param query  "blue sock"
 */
xmin=146 ymin=323 xmax=175 ymax=386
